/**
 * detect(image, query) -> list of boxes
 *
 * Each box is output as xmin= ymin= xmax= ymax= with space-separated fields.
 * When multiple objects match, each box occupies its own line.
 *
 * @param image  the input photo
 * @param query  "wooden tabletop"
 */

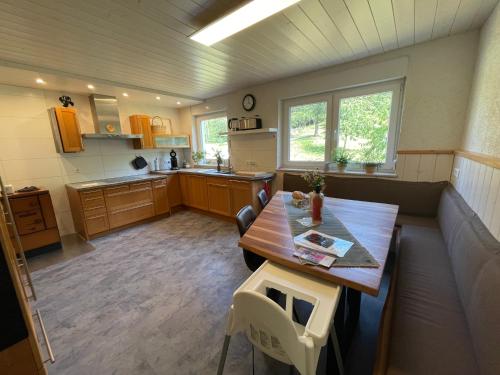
xmin=239 ymin=191 xmax=399 ymax=296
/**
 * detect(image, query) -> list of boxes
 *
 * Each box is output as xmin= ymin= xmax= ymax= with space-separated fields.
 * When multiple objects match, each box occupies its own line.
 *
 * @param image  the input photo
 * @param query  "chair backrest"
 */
xmin=235 ymin=205 xmax=256 ymax=237
xmin=232 ymin=290 xmax=315 ymax=375
xmin=257 ymin=189 xmax=269 ymax=209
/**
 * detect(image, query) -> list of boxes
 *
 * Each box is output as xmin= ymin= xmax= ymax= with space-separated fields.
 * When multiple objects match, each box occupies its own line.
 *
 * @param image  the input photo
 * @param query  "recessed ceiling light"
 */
xmin=122 ymin=93 xmax=129 ymax=97
xmin=190 ymin=0 xmax=300 ymax=46
xmin=176 ymin=101 xmax=181 ymax=105
xmin=87 ymin=84 xmax=95 ymax=89
xmin=156 ymin=96 xmax=161 ymax=100
xmin=35 ymin=78 xmax=46 ymax=84
xmin=205 ymin=106 xmax=210 ymax=109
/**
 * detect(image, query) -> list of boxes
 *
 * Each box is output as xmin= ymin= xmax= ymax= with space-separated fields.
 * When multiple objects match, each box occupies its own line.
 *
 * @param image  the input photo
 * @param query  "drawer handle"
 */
xmin=208 ymin=183 xmax=229 ymax=188
xmin=85 ymin=205 xmax=105 ymax=211
xmin=18 ymin=212 xmax=38 ymax=218
xmin=87 ymin=214 xmax=106 ymax=220
xmin=33 ymin=309 xmax=55 ymax=364
xmin=130 ymin=187 xmax=152 ymax=193
xmin=111 ymin=202 xmax=153 ymax=214
xmin=229 ymin=180 xmax=249 ymax=184
xmin=84 ymin=196 xmax=103 ymax=202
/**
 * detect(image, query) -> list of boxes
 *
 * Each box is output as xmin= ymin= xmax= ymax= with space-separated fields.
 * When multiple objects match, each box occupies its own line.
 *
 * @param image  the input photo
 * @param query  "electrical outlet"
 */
xmin=453 ymin=168 xmax=460 ymax=178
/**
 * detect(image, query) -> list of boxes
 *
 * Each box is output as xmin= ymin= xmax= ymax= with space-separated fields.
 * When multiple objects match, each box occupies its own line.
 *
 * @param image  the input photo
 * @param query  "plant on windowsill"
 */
xmin=214 ymin=150 xmax=224 ymax=172
xmin=333 ymin=148 xmax=350 ymax=173
xmin=363 ymin=162 xmax=381 ymax=174
xmin=192 ymin=151 xmax=205 ymax=166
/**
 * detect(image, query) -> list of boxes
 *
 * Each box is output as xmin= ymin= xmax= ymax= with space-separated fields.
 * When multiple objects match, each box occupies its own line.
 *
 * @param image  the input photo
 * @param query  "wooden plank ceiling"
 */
xmin=0 ymin=0 xmax=497 ymax=99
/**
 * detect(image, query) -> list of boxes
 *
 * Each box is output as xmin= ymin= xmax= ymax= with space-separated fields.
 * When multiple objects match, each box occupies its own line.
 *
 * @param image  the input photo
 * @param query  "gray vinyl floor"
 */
xmin=30 ymin=211 xmax=388 ymax=375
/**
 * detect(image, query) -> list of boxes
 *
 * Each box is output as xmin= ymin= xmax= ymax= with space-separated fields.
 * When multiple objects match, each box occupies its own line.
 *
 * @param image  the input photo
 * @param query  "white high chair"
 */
xmin=217 ymin=261 xmax=343 ymax=375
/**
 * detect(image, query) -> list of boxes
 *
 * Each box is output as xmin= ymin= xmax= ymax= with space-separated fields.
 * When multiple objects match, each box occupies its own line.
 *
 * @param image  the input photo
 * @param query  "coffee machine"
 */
xmin=170 ymin=149 xmax=179 ymax=170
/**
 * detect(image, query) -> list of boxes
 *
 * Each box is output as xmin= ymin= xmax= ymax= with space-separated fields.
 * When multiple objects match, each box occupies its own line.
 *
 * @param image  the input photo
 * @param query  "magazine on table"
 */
xmin=293 ymin=247 xmax=336 ymax=268
xmin=293 ymin=229 xmax=353 ymax=257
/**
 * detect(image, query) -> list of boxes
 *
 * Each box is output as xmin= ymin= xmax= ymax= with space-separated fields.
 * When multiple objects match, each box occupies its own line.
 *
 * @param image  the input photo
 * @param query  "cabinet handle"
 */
xmin=34 ymin=309 xmax=55 ymax=364
xmin=111 ymin=202 xmax=153 ymax=214
xmin=208 ymin=183 xmax=228 ymax=188
xmin=87 ymin=214 xmax=106 ymax=220
xmin=229 ymin=179 xmax=250 ymax=184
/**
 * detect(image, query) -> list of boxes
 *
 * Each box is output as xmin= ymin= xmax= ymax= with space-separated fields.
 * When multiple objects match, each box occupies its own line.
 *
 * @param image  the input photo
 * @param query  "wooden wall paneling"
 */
xmin=368 ymin=0 xmax=399 ymax=51
xmin=451 ymin=0 xmax=483 ymax=34
xmin=472 ymin=164 xmax=486 ymax=212
xmin=395 ymin=154 xmax=405 ymax=179
xmin=414 ymin=0 xmax=438 ymax=43
xmin=392 ymin=0 xmax=415 ymax=47
xmin=484 ymin=168 xmax=500 ymax=229
xmin=477 ymin=166 xmax=493 ymax=222
xmin=468 ymin=160 xmax=480 ymax=206
xmin=319 ymin=0 xmax=369 ymax=58
xmin=402 ymin=154 xmax=420 ymax=181
xmin=417 ymin=154 xmax=436 ymax=181
xmin=434 ymin=154 xmax=454 ymax=181
xmin=432 ymin=0 xmax=461 ymax=39
xmin=344 ymin=0 xmax=384 ymax=54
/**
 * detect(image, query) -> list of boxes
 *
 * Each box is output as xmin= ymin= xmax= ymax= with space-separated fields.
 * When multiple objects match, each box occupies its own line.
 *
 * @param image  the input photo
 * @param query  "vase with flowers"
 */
xmin=302 ymin=170 xmax=325 ymax=224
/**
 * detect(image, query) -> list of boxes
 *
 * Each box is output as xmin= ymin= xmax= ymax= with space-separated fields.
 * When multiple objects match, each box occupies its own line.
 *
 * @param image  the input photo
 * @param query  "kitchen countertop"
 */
xmin=66 ymin=169 xmax=274 ymax=191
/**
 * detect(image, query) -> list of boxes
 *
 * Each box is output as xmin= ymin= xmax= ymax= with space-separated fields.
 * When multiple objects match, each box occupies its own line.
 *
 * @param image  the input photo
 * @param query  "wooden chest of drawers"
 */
xmin=3 ymin=190 xmax=61 ymax=253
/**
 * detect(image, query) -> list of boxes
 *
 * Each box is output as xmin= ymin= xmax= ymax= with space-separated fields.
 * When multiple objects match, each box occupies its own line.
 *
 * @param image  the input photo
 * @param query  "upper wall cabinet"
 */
xmin=130 ymin=115 xmax=153 ymax=149
xmin=49 ymin=107 xmax=85 ymax=153
xmin=153 ymin=134 xmax=191 ymax=149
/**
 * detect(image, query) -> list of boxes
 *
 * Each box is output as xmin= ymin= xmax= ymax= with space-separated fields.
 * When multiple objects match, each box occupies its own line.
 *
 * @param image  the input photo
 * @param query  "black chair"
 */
xmin=257 ymin=189 xmax=269 ymax=210
xmin=235 ymin=205 xmax=266 ymax=272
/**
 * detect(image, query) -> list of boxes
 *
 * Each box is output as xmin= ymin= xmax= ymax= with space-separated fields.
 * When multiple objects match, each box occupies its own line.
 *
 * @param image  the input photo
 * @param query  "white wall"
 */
xmin=452 ymin=2 xmax=500 ymax=241
xmin=0 ymin=84 xmax=184 ymax=235
xmin=181 ymin=31 xmax=478 ymax=176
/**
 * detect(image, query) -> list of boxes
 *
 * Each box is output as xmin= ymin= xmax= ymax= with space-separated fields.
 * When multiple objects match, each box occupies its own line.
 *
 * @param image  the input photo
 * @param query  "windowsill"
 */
xmin=276 ymin=167 xmax=398 ymax=178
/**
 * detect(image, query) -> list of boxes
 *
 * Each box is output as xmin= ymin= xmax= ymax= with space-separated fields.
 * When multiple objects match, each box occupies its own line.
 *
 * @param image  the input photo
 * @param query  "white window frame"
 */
xmin=281 ymin=79 xmax=404 ymax=171
xmin=195 ymin=112 xmax=228 ymax=165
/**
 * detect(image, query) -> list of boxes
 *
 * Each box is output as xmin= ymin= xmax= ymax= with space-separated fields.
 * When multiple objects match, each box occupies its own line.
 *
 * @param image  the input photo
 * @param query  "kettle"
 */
xmin=228 ymin=118 xmax=240 ymax=131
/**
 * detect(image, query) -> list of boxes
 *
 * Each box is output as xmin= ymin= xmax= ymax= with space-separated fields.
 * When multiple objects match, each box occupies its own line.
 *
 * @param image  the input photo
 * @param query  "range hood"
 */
xmin=83 ymin=94 xmax=142 ymax=139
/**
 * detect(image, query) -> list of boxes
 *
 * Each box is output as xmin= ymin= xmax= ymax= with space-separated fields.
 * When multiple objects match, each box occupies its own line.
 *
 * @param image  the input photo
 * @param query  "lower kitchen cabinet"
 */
xmin=179 ymin=174 xmax=190 ymax=206
xmin=229 ymin=179 xmax=256 ymax=216
xmin=187 ymin=175 xmax=208 ymax=211
xmin=67 ymin=178 xmax=166 ymax=240
xmin=207 ymin=177 xmax=231 ymax=216
xmin=153 ymin=179 xmax=169 ymax=215
xmin=166 ymin=174 xmax=182 ymax=208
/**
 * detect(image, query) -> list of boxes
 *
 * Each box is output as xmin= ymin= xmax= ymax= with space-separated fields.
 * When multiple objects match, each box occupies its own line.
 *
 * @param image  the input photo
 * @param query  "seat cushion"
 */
xmin=396 ymin=214 xmax=439 ymax=228
xmin=387 ymin=225 xmax=479 ymax=375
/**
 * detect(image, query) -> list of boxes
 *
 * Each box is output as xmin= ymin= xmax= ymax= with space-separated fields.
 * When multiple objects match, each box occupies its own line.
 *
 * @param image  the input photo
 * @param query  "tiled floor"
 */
xmin=28 ymin=211 xmax=389 ymax=374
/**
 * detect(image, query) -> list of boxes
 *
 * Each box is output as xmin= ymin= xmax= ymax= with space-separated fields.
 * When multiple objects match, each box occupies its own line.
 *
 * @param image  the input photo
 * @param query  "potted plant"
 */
xmin=333 ymin=148 xmax=349 ymax=173
xmin=363 ymin=162 xmax=380 ymax=174
xmin=192 ymin=151 xmax=205 ymax=165
xmin=214 ymin=150 xmax=224 ymax=172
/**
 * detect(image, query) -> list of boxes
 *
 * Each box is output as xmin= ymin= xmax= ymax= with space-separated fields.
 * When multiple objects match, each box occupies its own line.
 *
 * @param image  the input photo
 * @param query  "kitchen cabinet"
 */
xmin=105 ymin=182 xmax=154 ymax=229
xmin=187 ymin=175 xmax=208 ymax=211
xmin=207 ymin=177 xmax=231 ymax=216
xmin=167 ymin=174 xmax=182 ymax=208
xmin=229 ymin=179 xmax=256 ymax=216
xmin=153 ymin=134 xmax=191 ymax=149
xmin=152 ymin=179 xmax=169 ymax=215
xmin=3 ymin=190 xmax=61 ymax=253
xmin=179 ymin=174 xmax=190 ymax=206
xmin=130 ymin=115 xmax=153 ymax=149
xmin=50 ymin=107 xmax=84 ymax=153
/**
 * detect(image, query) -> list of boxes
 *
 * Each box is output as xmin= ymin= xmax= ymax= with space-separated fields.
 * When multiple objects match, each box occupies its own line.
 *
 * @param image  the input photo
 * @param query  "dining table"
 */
xmin=238 ymin=190 xmax=399 ymax=368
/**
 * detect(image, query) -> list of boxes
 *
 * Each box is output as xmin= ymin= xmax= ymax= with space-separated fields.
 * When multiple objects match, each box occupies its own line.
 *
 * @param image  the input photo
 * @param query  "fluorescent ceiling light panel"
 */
xmin=190 ymin=0 xmax=300 ymax=46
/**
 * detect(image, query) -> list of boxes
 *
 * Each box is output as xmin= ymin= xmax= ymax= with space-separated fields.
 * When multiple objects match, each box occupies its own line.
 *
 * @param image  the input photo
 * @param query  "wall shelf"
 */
xmin=219 ymin=128 xmax=278 ymax=136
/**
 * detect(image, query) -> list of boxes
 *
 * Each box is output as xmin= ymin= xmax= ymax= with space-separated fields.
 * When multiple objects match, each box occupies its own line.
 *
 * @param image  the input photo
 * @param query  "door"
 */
xmin=207 ymin=178 xmax=231 ymax=216
xmin=188 ymin=175 xmax=208 ymax=210
xmin=230 ymin=180 xmax=253 ymax=216
xmin=179 ymin=174 xmax=190 ymax=205
xmin=130 ymin=115 xmax=153 ymax=149
xmin=55 ymin=107 xmax=84 ymax=152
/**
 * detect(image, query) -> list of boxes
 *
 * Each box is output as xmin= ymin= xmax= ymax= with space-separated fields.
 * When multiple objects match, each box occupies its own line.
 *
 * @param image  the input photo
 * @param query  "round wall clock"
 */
xmin=242 ymin=94 xmax=256 ymax=111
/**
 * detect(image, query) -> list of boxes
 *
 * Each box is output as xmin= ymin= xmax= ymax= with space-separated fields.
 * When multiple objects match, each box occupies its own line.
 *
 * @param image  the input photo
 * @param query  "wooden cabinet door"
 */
xmin=167 ymin=174 xmax=182 ymax=207
xmin=55 ymin=107 xmax=84 ymax=152
xmin=39 ymin=193 xmax=57 ymax=229
xmin=179 ymin=174 xmax=190 ymax=205
xmin=207 ymin=178 xmax=231 ymax=216
xmin=230 ymin=180 xmax=254 ymax=216
xmin=188 ymin=175 xmax=208 ymax=210
xmin=153 ymin=179 xmax=169 ymax=215
xmin=130 ymin=115 xmax=153 ymax=149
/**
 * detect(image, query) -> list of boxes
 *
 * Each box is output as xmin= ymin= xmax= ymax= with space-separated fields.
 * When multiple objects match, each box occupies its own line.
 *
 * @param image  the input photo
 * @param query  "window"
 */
xmin=282 ymin=80 xmax=403 ymax=171
xmin=195 ymin=113 xmax=228 ymax=164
